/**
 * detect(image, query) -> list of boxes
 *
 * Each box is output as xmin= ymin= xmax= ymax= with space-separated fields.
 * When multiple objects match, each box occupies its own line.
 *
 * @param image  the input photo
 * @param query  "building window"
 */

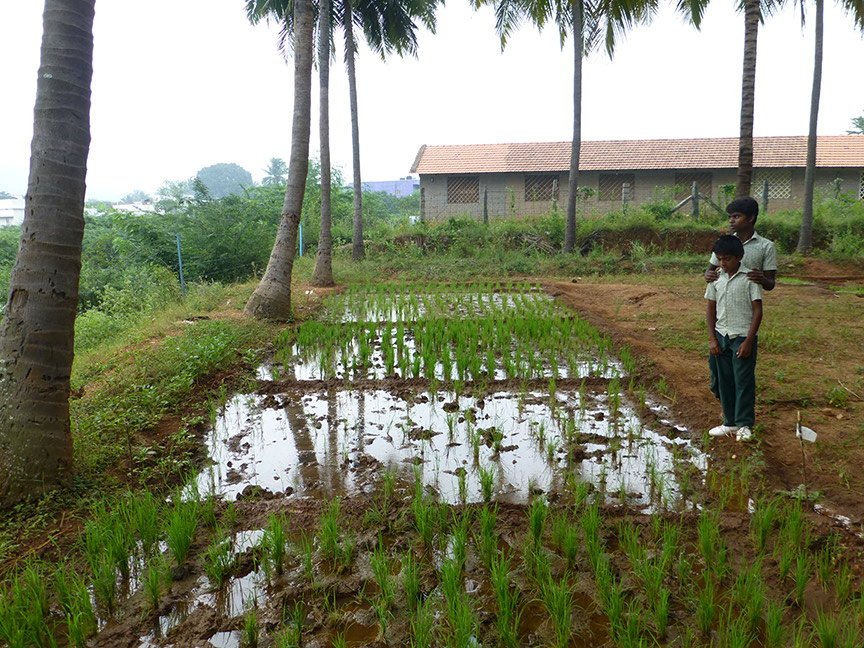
xmin=674 ymin=172 xmax=712 ymax=201
xmin=753 ymin=169 xmax=792 ymax=199
xmin=599 ymin=173 xmax=635 ymax=202
xmin=525 ymin=175 xmax=558 ymax=202
xmin=447 ymin=176 xmax=479 ymax=204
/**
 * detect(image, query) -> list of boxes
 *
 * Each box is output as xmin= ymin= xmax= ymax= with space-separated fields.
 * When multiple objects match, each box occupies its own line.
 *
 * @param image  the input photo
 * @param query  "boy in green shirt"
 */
xmin=705 ymin=235 xmax=763 ymax=441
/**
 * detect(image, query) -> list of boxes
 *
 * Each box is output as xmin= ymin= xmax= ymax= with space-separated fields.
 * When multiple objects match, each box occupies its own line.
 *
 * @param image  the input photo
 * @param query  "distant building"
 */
xmin=0 ymin=197 xmax=25 ymax=226
xmin=362 ymin=176 xmax=419 ymax=196
xmin=411 ymin=135 xmax=864 ymax=221
xmin=113 ymin=201 xmax=156 ymax=214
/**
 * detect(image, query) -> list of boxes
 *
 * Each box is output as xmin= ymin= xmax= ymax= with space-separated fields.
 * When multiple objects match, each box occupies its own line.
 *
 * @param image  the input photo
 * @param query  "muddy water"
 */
xmin=196 ymin=385 xmax=705 ymax=508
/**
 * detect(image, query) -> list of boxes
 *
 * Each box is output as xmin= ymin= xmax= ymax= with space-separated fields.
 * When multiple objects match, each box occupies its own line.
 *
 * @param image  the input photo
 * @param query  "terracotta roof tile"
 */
xmin=410 ymin=136 xmax=864 ymax=174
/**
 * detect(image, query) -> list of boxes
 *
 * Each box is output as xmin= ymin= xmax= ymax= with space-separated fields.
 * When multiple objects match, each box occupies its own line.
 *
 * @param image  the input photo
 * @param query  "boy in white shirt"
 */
xmin=705 ymin=235 xmax=763 ymax=441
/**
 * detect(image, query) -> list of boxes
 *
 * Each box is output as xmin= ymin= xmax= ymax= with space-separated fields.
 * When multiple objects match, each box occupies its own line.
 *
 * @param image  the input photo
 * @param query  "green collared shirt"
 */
xmin=709 ymin=231 xmax=777 ymax=271
xmin=705 ymin=265 xmax=763 ymax=338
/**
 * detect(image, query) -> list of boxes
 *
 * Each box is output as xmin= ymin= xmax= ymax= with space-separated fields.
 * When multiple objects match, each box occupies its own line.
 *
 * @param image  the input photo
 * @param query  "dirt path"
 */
xmin=545 ymin=271 xmax=864 ymax=526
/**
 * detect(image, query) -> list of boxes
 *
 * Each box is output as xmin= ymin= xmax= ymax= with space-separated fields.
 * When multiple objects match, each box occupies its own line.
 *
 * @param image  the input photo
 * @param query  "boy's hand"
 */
xmin=704 ymin=268 xmax=719 ymax=283
xmin=746 ymin=269 xmax=766 ymax=286
xmin=709 ymin=338 xmax=720 ymax=356
xmin=736 ymin=339 xmax=754 ymax=358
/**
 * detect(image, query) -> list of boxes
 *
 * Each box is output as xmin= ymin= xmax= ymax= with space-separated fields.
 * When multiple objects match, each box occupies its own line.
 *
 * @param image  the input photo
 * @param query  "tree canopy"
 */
xmin=195 ymin=162 xmax=254 ymax=198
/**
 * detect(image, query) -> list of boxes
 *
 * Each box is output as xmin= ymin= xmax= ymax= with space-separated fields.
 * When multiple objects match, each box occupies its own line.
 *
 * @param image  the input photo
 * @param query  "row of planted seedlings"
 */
xmin=275 ymin=306 xmax=622 ymax=385
xmin=331 ymin=281 xmax=548 ymax=324
xmin=4 ymin=462 xmax=862 ymax=646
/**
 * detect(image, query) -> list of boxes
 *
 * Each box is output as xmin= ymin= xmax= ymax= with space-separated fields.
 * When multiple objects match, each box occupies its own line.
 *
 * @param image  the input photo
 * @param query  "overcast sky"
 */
xmin=1 ymin=1 xmax=862 ymax=201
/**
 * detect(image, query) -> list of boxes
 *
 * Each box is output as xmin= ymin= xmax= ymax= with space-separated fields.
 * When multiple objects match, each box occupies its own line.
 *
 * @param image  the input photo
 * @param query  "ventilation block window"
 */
xmin=753 ymin=169 xmax=792 ymax=199
xmin=674 ymin=172 xmax=713 ymax=201
xmin=598 ymin=173 xmax=635 ymax=202
xmin=859 ymin=171 xmax=864 ymax=200
xmin=524 ymin=175 xmax=558 ymax=202
xmin=447 ymin=176 xmax=479 ymax=204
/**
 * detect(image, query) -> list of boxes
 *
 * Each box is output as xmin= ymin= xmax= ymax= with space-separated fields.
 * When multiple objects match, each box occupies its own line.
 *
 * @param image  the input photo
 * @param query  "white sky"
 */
xmin=0 ymin=1 xmax=862 ymax=201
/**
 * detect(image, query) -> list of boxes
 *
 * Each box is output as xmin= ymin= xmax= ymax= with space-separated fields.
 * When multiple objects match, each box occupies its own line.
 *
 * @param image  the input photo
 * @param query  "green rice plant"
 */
xmin=778 ymin=544 xmax=795 ymax=579
xmin=780 ymin=500 xmax=807 ymax=551
xmin=731 ymin=560 xmax=765 ymax=633
xmin=242 ymin=602 xmax=259 ymax=647
xmin=370 ymin=594 xmax=391 ymax=638
xmin=331 ymin=632 xmax=347 ymax=648
xmin=813 ymin=609 xmax=841 ymax=648
xmin=165 ymin=498 xmax=199 ymax=565
xmin=478 ymin=464 xmax=495 ymax=503
xmin=143 ymin=554 xmax=169 ymax=611
xmin=91 ymin=552 xmax=118 ymax=616
xmin=750 ymin=497 xmax=779 ymax=554
xmin=410 ymin=597 xmax=435 ymax=648
xmin=6 ymin=561 xmax=53 ymax=648
xmin=447 ymin=594 xmax=477 ymax=648
xmin=203 ymin=533 xmax=235 ymax=587
xmin=124 ymin=490 xmax=162 ymax=557
xmin=834 ymin=559 xmax=852 ymax=603
xmin=476 ymin=505 xmax=498 ymax=568
xmin=763 ymin=598 xmax=786 ymax=648
xmin=297 ymin=531 xmax=315 ymax=583
xmin=636 ymin=557 xmax=665 ymax=605
xmin=792 ymin=553 xmax=811 ymax=604
xmin=457 ymin=469 xmax=468 ymax=503
xmin=653 ymin=586 xmax=671 ymax=639
xmin=489 ymin=553 xmax=520 ymax=648
xmin=551 ymin=514 xmax=579 ymax=569
xmin=402 ymin=551 xmax=421 ymax=614
xmin=543 ymin=579 xmax=574 ymax=648
xmin=696 ymin=576 xmax=717 ymax=636
xmin=318 ymin=498 xmax=343 ymax=566
xmin=412 ymin=487 xmax=437 ymax=550
xmin=528 ymin=496 xmax=548 ymax=547
xmin=618 ymin=520 xmax=644 ymax=563
xmin=371 ymin=540 xmax=395 ymax=608
xmin=719 ymin=610 xmax=755 ymax=648
xmin=660 ymin=521 xmax=680 ymax=571
xmin=262 ymin=513 xmax=288 ymax=577
xmin=451 ymin=511 xmax=470 ymax=569
xmin=697 ymin=508 xmax=727 ymax=576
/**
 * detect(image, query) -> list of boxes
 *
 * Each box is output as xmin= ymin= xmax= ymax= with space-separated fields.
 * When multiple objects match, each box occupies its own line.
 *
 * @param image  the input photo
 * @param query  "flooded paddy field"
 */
xmin=5 ymin=283 xmax=863 ymax=647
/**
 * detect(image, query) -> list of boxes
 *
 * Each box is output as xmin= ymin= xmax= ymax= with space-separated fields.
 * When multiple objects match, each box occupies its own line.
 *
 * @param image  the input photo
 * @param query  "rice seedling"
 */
xmin=4 ymin=561 xmax=54 ymax=648
xmin=447 ymin=595 xmax=477 ymax=648
xmin=165 ymin=497 xmax=199 ymax=565
xmin=478 ymin=464 xmax=495 ymax=503
xmin=457 ymin=469 xmax=468 ymax=503
xmin=412 ymin=487 xmax=437 ymax=551
xmin=297 ymin=531 xmax=315 ymax=583
xmin=402 ymin=551 xmax=421 ymax=614
xmin=410 ymin=597 xmax=435 ymax=648
xmin=778 ymin=544 xmax=795 ymax=579
xmin=91 ymin=552 xmax=118 ymax=616
xmin=242 ymin=602 xmax=259 ymax=647
xmin=719 ymin=609 xmax=755 ymax=648
xmin=792 ymin=553 xmax=811 ymax=604
xmin=750 ymin=497 xmax=778 ymax=554
xmin=318 ymin=498 xmax=343 ymax=566
xmin=370 ymin=594 xmax=391 ymax=638
xmin=451 ymin=511 xmax=470 ymax=568
xmin=528 ymin=496 xmax=548 ymax=547
xmin=618 ymin=520 xmax=644 ymax=563
xmin=124 ymin=490 xmax=162 ymax=557
xmin=834 ymin=559 xmax=852 ymax=603
xmin=696 ymin=576 xmax=717 ymax=636
xmin=489 ymin=553 xmax=520 ymax=647
xmin=697 ymin=508 xmax=727 ymax=576
xmin=331 ymin=632 xmax=347 ymax=648
xmin=653 ymin=586 xmax=671 ymax=639
xmin=813 ymin=609 xmax=841 ymax=648
xmin=143 ymin=554 xmax=169 ymax=612
xmin=476 ymin=505 xmax=498 ymax=569
xmin=731 ymin=560 xmax=765 ymax=633
xmin=543 ymin=579 xmax=574 ymax=648
xmin=763 ymin=598 xmax=786 ymax=648
xmin=262 ymin=513 xmax=288 ymax=577
xmin=203 ymin=533 xmax=235 ymax=587
xmin=371 ymin=540 xmax=396 ymax=608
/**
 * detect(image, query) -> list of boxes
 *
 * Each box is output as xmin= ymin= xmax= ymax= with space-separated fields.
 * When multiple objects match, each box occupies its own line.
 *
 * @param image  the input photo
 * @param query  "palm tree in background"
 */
xmin=262 ymin=157 xmax=289 ymax=185
xmin=797 ymin=0 xmax=864 ymax=253
xmin=0 ymin=0 xmax=95 ymax=507
xmin=246 ymin=0 xmax=440 ymax=262
xmin=313 ymin=0 xmax=336 ymax=286
xmin=481 ymin=0 xmax=655 ymax=252
xmin=245 ymin=0 xmax=315 ymax=320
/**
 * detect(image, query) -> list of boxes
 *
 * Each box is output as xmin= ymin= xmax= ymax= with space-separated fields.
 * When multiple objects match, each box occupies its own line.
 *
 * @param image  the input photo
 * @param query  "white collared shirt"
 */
xmin=705 ymin=265 xmax=763 ymax=337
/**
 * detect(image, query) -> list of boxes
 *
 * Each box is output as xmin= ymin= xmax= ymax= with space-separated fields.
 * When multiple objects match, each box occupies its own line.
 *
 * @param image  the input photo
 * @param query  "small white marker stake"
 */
xmin=796 ymin=411 xmax=816 ymax=498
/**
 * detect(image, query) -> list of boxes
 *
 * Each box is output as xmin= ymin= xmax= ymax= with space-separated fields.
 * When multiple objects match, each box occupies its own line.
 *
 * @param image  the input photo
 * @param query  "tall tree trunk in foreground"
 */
xmin=345 ymin=0 xmax=365 ymax=261
xmin=312 ymin=0 xmax=335 ymax=286
xmin=0 ymin=0 xmax=95 ymax=508
xmin=797 ymin=0 xmax=823 ymax=254
xmin=736 ymin=0 xmax=760 ymax=197
xmin=563 ymin=0 xmax=583 ymax=253
xmin=245 ymin=0 xmax=315 ymax=320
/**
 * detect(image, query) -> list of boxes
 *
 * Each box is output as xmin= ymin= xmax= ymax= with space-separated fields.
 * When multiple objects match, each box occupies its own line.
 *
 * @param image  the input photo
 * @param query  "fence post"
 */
xmin=483 ymin=187 xmax=488 ymax=225
xmin=761 ymin=180 xmax=769 ymax=214
xmin=691 ymin=181 xmax=699 ymax=217
xmin=621 ymin=182 xmax=631 ymax=209
xmin=175 ymin=233 xmax=186 ymax=297
xmin=552 ymin=178 xmax=559 ymax=213
xmin=299 ymin=221 xmax=304 ymax=257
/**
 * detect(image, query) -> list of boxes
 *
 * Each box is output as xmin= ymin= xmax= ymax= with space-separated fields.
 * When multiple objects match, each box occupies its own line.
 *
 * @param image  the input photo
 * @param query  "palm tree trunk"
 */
xmin=312 ymin=0 xmax=335 ymax=286
xmin=564 ymin=0 xmax=583 ymax=253
xmin=345 ymin=0 xmax=365 ymax=261
xmin=245 ymin=0 xmax=315 ymax=320
xmin=0 ymin=0 xmax=94 ymax=508
xmin=736 ymin=0 xmax=760 ymax=198
xmin=797 ymin=0 xmax=823 ymax=254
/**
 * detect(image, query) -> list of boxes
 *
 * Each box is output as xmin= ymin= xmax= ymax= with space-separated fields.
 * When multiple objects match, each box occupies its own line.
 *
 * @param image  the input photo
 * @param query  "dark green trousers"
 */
xmin=712 ymin=333 xmax=757 ymax=427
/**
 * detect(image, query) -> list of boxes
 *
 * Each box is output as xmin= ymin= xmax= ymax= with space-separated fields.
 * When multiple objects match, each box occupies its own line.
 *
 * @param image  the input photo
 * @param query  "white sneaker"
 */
xmin=709 ymin=425 xmax=739 ymax=437
xmin=736 ymin=427 xmax=753 ymax=441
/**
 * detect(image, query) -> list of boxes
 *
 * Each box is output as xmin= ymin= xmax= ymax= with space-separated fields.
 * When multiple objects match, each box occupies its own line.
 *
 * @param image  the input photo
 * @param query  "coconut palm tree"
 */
xmin=262 ymin=157 xmax=289 ymax=185
xmin=313 ymin=0 xmax=336 ymax=286
xmin=483 ymin=0 xmax=655 ymax=252
xmin=797 ymin=0 xmax=864 ymax=253
xmin=0 ymin=0 xmax=95 ymax=507
xmin=245 ymin=0 xmax=315 ymax=320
